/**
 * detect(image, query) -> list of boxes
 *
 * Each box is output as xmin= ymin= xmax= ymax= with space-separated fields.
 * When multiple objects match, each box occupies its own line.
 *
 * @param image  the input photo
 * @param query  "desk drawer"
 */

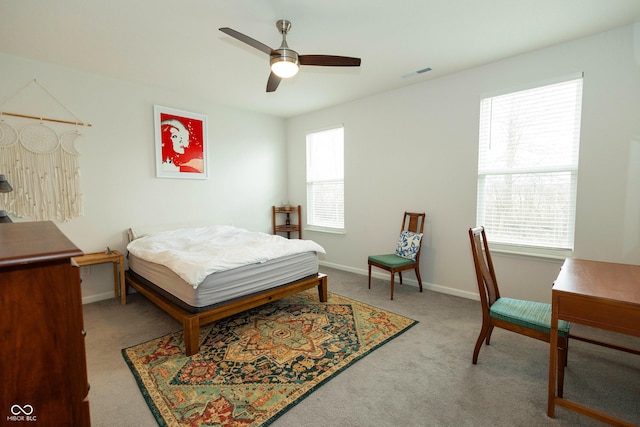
xmin=556 ymin=292 xmax=640 ymax=337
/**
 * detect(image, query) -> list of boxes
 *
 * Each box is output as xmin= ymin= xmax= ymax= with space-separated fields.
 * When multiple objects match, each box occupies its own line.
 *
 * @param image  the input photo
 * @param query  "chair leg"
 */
xmin=485 ymin=325 xmax=494 ymax=345
xmin=473 ymin=322 xmax=490 ymax=364
xmin=398 ymin=271 xmax=403 ymax=284
xmin=414 ymin=265 xmax=423 ymax=293
xmin=390 ymin=272 xmax=395 ymax=300
xmin=368 ymin=264 xmax=372 ymax=289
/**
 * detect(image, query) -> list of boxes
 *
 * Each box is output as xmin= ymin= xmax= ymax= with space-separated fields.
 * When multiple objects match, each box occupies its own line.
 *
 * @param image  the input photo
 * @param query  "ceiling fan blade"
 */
xmin=219 ymin=27 xmax=277 ymax=55
xmin=299 ymin=55 xmax=361 ymax=67
xmin=266 ymin=72 xmax=281 ymax=92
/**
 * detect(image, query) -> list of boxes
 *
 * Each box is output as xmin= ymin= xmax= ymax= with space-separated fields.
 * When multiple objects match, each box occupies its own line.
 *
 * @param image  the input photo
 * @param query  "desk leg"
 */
xmin=118 ymin=254 xmax=126 ymax=305
xmin=112 ymin=263 xmax=119 ymax=299
xmin=548 ymin=295 xmax=559 ymax=417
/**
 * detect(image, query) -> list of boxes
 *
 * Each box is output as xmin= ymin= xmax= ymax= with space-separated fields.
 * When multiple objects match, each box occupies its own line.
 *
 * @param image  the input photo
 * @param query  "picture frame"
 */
xmin=154 ymin=105 xmax=208 ymax=179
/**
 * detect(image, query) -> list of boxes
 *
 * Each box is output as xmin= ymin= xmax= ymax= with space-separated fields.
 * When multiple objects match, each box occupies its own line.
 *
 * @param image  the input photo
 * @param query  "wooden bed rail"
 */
xmin=125 ymin=271 xmax=328 ymax=356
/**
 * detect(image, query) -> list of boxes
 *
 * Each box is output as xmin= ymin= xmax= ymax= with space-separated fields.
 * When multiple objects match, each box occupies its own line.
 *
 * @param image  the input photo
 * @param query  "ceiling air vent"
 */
xmin=401 ymin=67 xmax=432 ymax=79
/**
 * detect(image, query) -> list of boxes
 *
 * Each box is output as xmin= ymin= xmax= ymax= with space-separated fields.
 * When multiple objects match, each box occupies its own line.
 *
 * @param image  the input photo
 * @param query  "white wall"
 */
xmin=286 ymin=25 xmax=640 ymax=303
xmin=0 ymin=53 xmax=287 ymax=303
xmin=2 ymin=25 xmax=638 ymax=306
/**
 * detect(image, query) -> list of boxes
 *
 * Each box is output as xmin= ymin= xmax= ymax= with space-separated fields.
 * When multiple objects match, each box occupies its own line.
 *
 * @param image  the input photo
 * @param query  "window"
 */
xmin=476 ymin=76 xmax=583 ymax=256
xmin=306 ymin=126 xmax=344 ymax=232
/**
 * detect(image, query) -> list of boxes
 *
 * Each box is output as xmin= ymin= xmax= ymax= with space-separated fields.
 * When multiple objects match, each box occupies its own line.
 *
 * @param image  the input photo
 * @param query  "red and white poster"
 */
xmin=154 ymin=105 xmax=208 ymax=179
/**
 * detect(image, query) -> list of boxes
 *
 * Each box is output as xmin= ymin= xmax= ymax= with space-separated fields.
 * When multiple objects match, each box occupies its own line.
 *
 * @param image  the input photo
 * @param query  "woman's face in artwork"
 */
xmin=169 ymin=125 xmax=189 ymax=154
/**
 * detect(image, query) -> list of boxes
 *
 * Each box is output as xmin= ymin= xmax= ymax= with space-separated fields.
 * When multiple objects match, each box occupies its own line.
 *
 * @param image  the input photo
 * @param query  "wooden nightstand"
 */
xmin=72 ymin=250 xmax=126 ymax=305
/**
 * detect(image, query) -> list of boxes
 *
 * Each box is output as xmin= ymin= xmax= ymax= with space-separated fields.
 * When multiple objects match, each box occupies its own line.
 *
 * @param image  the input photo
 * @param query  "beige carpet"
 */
xmin=83 ymin=267 xmax=640 ymax=426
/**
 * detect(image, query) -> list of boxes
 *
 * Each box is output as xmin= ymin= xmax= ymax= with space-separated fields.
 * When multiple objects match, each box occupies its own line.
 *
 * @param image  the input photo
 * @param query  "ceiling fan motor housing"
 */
xmin=271 ymin=19 xmax=299 ymax=77
xmin=271 ymin=48 xmax=299 ymax=68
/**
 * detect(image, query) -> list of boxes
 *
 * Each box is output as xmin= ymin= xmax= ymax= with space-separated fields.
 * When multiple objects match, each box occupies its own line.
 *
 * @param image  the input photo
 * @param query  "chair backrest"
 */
xmin=402 ymin=212 xmax=425 ymax=235
xmin=468 ymin=227 xmax=500 ymax=309
xmin=402 ymin=212 xmax=426 ymax=260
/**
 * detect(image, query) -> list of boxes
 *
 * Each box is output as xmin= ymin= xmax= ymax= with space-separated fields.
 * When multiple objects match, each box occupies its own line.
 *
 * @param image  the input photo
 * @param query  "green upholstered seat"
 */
xmin=490 ymin=297 xmax=570 ymax=337
xmin=368 ymin=254 xmax=416 ymax=268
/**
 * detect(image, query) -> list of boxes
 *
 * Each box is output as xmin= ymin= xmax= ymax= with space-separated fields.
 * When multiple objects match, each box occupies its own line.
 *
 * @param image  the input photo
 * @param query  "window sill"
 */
xmin=304 ymin=226 xmax=345 ymax=235
xmin=489 ymin=243 xmax=572 ymax=262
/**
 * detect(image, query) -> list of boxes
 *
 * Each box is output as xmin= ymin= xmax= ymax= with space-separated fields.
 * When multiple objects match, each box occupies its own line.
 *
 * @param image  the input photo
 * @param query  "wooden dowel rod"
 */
xmin=0 ymin=111 xmax=92 ymax=127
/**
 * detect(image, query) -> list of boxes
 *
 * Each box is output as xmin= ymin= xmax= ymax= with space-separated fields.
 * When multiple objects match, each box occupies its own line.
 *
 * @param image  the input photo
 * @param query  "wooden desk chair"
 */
xmin=368 ymin=212 xmax=425 ymax=300
xmin=469 ymin=226 xmax=570 ymax=396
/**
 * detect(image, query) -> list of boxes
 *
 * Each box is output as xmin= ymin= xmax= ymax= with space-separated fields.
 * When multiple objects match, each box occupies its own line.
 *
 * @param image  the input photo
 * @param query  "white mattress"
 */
xmin=128 ymin=251 xmax=319 ymax=309
xmin=126 ymin=224 xmax=325 ymax=287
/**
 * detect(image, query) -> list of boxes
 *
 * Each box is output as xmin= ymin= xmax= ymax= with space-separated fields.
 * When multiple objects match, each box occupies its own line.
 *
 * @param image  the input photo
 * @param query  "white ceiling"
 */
xmin=2 ymin=0 xmax=640 ymax=118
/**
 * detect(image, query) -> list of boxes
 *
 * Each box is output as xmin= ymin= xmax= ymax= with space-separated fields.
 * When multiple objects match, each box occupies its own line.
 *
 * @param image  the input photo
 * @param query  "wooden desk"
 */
xmin=73 ymin=250 xmax=126 ymax=305
xmin=548 ymin=259 xmax=640 ymax=426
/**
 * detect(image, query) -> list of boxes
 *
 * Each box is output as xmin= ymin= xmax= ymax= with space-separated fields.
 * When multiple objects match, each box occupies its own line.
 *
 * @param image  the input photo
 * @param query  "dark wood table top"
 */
xmin=553 ymin=258 xmax=640 ymax=306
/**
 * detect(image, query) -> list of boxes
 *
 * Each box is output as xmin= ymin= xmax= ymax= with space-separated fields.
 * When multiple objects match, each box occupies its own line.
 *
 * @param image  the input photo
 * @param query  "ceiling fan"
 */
xmin=219 ymin=20 xmax=361 ymax=92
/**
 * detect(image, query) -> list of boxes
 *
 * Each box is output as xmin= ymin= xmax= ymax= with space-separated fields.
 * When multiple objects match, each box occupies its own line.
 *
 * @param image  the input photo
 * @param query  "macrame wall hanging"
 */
xmin=0 ymin=79 xmax=92 ymax=222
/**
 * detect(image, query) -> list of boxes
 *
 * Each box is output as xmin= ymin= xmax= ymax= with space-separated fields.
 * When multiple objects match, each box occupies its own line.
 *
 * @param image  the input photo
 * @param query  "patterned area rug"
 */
xmin=122 ymin=290 xmax=417 ymax=427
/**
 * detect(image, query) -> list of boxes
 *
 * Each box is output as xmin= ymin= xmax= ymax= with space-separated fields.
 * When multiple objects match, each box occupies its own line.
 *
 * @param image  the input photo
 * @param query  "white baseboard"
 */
xmin=82 ymin=291 xmax=115 ymax=305
xmin=82 ymin=288 xmax=140 ymax=305
xmin=319 ymin=260 xmax=479 ymax=301
xmin=82 ymin=262 xmax=479 ymax=304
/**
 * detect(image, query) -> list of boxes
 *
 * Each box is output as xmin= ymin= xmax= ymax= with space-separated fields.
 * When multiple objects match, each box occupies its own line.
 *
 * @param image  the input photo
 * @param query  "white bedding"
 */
xmin=126 ymin=225 xmax=325 ymax=288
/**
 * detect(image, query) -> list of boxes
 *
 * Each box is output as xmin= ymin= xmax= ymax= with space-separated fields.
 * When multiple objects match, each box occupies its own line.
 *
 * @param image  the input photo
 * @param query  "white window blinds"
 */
xmin=477 ymin=76 xmax=583 ymax=254
xmin=306 ymin=126 xmax=344 ymax=231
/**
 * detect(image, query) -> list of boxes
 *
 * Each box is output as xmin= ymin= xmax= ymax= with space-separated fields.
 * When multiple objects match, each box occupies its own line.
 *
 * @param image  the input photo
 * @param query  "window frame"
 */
xmin=305 ymin=125 xmax=345 ymax=234
xmin=476 ymin=74 xmax=584 ymax=259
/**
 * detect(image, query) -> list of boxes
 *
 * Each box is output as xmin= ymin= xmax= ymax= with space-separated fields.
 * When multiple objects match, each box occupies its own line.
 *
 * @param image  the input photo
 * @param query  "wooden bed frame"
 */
xmin=124 ymin=270 xmax=328 ymax=356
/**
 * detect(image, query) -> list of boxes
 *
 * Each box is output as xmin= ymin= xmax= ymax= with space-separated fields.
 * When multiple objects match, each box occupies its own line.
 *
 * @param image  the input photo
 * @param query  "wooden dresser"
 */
xmin=0 ymin=221 xmax=90 ymax=426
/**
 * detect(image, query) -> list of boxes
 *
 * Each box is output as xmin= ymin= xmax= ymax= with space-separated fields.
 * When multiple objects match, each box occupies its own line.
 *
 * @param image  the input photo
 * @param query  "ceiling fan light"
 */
xmin=271 ymin=57 xmax=299 ymax=78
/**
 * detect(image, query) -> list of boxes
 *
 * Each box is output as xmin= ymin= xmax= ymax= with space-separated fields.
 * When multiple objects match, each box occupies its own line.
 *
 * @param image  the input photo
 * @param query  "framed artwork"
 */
xmin=154 ymin=105 xmax=208 ymax=179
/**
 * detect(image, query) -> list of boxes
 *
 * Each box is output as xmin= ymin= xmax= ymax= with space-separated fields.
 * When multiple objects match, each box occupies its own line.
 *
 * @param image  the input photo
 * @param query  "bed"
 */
xmin=124 ymin=225 xmax=328 ymax=356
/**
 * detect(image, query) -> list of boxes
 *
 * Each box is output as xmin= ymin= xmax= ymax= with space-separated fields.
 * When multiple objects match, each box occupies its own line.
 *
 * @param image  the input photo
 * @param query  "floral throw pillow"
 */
xmin=395 ymin=231 xmax=423 ymax=260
